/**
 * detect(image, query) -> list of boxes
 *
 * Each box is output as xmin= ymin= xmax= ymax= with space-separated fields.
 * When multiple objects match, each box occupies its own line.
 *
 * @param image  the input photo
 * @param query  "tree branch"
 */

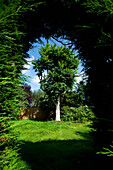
xmin=61 ymin=90 xmax=67 ymax=102
xmin=52 ymin=99 xmax=57 ymax=106
xmin=51 ymin=36 xmax=73 ymax=46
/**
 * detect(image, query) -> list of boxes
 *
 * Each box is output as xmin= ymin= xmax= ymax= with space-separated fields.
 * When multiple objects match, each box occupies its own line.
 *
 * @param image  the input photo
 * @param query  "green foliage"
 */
xmin=83 ymin=0 xmax=113 ymax=46
xmin=0 ymin=130 xmax=22 ymax=170
xmin=21 ymin=83 xmax=32 ymax=106
xmin=97 ymin=145 xmax=113 ymax=157
xmin=62 ymin=91 xmax=82 ymax=107
xmin=62 ymin=82 xmax=89 ymax=108
xmin=0 ymin=147 xmax=19 ymax=170
xmin=33 ymin=43 xmax=79 ymax=103
xmin=61 ymin=81 xmax=93 ymax=113
xmin=75 ymin=105 xmax=95 ymax=123
xmin=0 ymin=0 xmax=29 ymax=120
xmin=0 ymin=4 xmax=28 ymax=167
xmin=0 ymin=1 xmax=43 ymax=169
xmin=61 ymin=105 xmax=95 ymax=122
xmin=61 ymin=106 xmax=76 ymax=121
xmin=32 ymin=89 xmax=45 ymax=107
xmin=83 ymin=0 xmax=113 ymax=15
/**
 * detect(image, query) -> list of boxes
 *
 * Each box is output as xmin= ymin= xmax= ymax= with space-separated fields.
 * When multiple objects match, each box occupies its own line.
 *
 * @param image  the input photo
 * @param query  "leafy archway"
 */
xmin=1 ymin=0 xmax=113 ymax=121
xmin=1 ymin=0 xmax=113 ymax=168
xmin=20 ymin=0 xmax=113 ymax=119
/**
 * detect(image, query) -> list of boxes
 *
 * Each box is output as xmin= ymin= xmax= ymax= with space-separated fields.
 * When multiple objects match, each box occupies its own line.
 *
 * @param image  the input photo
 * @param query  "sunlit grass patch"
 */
xmin=9 ymin=120 xmax=95 ymax=169
xmin=9 ymin=120 xmax=93 ymax=142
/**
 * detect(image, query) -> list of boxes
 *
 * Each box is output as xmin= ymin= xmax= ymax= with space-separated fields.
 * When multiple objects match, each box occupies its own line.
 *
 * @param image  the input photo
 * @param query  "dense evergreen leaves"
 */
xmin=0 ymin=0 xmax=37 ymax=123
xmin=0 ymin=1 xmax=43 ymax=168
xmin=82 ymin=0 xmax=113 ymax=117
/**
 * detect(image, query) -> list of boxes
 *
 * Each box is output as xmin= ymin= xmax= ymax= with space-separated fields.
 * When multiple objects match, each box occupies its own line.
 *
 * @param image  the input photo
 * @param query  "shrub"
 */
xmin=75 ymin=105 xmax=95 ymax=123
xmin=61 ymin=105 xmax=95 ymax=122
xmin=61 ymin=106 xmax=76 ymax=121
xmin=0 ymin=135 xmax=24 ymax=170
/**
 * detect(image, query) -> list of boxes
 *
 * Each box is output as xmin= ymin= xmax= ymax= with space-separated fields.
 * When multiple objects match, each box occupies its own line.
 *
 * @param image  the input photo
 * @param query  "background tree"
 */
xmin=76 ymin=81 xmax=92 ymax=107
xmin=61 ymin=89 xmax=85 ymax=108
xmin=33 ymin=43 xmax=79 ymax=121
xmin=61 ymin=80 xmax=92 ymax=108
xmin=32 ymin=89 xmax=44 ymax=107
xmin=21 ymin=83 xmax=32 ymax=106
xmin=61 ymin=91 xmax=81 ymax=108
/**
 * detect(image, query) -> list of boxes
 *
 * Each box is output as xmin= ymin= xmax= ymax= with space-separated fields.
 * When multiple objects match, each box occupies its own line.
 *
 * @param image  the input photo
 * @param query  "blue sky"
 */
xmin=22 ymin=37 xmax=84 ymax=92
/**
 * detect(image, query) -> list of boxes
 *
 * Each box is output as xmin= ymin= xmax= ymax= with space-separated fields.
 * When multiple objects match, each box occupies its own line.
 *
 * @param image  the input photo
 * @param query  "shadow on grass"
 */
xmin=19 ymin=137 xmax=96 ymax=170
xmin=18 ymin=122 xmax=113 ymax=170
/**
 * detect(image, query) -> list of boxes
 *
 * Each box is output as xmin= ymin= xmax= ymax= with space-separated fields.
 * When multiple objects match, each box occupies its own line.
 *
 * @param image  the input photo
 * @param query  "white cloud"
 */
xmin=23 ymin=64 xmax=31 ymax=69
xmin=22 ymin=55 xmax=35 ymax=75
xmin=25 ymin=55 xmax=35 ymax=68
xmin=32 ymin=76 xmax=40 ymax=84
xmin=75 ymin=71 xmax=88 ymax=84
xmin=76 ymin=76 xmax=82 ymax=83
xmin=26 ymin=55 xmax=35 ymax=64
xmin=30 ymin=55 xmax=35 ymax=60
xmin=22 ymin=69 xmax=32 ymax=76
xmin=22 ymin=69 xmax=28 ymax=74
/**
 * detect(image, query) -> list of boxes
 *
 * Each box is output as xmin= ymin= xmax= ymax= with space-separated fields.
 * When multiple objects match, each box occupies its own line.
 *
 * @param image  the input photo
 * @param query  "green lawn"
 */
xmin=9 ymin=120 xmax=96 ymax=170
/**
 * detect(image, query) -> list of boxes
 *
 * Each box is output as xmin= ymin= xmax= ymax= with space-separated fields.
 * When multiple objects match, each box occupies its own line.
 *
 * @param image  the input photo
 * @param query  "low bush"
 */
xmin=0 ymin=134 xmax=26 ymax=170
xmin=0 ymin=146 xmax=19 ymax=170
xmin=0 ymin=121 xmax=25 ymax=170
xmin=61 ymin=105 xmax=95 ymax=122
xmin=61 ymin=106 xmax=76 ymax=121
xmin=75 ymin=105 xmax=95 ymax=123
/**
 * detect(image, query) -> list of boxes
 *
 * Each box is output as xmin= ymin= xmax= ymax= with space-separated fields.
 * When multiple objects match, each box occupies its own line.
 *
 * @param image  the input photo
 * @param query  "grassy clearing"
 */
xmin=9 ymin=120 xmax=96 ymax=170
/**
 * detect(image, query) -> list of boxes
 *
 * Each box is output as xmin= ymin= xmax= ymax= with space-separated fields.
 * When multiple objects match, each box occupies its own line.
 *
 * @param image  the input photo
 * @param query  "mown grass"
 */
xmin=9 ymin=120 xmax=96 ymax=170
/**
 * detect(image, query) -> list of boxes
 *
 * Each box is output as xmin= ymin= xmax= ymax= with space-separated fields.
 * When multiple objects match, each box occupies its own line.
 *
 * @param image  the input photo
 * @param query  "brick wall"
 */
xmin=18 ymin=107 xmax=47 ymax=120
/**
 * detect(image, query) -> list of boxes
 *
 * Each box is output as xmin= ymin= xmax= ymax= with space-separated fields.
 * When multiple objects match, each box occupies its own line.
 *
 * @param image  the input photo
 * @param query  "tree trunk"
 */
xmin=55 ymin=96 xmax=60 ymax=121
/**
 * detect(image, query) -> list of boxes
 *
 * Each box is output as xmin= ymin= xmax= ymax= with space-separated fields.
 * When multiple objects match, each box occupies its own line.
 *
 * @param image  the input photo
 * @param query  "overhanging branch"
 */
xmin=51 ymin=36 xmax=73 ymax=46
